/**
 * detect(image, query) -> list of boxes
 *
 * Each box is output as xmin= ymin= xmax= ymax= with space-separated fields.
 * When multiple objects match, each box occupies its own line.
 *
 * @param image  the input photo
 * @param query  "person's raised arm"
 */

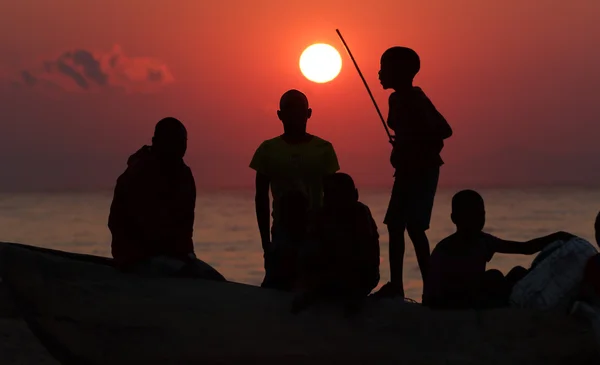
xmin=491 ymin=231 xmax=575 ymax=255
xmin=255 ymin=172 xmax=271 ymax=253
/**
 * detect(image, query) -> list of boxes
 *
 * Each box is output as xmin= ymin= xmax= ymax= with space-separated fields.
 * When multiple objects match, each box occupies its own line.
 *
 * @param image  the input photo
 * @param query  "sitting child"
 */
xmin=578 ymin=211 xmax=600 ymax=306
xmin=423 ymin=189 xmax=574 ymax=310
xmin=292 ymin=173 xmax=380 ymax=313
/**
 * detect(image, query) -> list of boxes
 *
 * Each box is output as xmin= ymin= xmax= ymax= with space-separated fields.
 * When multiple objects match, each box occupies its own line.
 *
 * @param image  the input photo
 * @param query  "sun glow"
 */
xmin=299 ymin=43 xmax=342 ymax=83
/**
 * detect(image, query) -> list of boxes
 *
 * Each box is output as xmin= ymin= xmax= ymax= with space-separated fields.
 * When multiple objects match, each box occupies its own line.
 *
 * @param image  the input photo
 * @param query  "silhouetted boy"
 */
xmin=292 ymin=173 xmax=380 ymax=313
xmin=250 ymin=89 xmax=340 ymax=290
xmin=374 ymin=47 xmax=453 ymax=298
xmin=423 ymin=189 xmax=573 ymax=309
xmin=108 ymin=117 xmax=225 ymax=281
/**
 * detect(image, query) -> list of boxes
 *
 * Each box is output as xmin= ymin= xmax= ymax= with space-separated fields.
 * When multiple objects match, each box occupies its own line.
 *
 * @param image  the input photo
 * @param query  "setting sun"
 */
xmin=299 ymin=43 xmax=342 ymax=83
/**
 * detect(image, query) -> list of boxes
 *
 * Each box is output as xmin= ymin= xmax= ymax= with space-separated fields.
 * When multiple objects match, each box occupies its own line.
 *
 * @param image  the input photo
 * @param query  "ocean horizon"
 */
xmin=1 ymin=186 xmax=599 ymax=300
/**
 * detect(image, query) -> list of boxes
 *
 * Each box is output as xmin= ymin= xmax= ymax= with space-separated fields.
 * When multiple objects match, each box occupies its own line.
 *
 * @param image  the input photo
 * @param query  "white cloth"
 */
xmin=509 ymin=237 xmax=598 ymax=312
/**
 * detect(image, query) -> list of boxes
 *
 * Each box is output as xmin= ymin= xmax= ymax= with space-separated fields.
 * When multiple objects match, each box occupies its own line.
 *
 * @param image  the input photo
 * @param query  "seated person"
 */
xmin=423 ymin=189 xmax=573 ymax=310
xmin=108 ymin=117 xmax=225 ymax=281
xmin=579 ymin=211 xmax=600 ymax=306
xmin=293 ymin=173 xmax=380 ymax=312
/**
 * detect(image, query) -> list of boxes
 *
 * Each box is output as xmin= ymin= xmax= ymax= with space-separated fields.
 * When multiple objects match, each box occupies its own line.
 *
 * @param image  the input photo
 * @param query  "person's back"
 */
xmin=388 ymin=86 xmax=451 ymax=171
xmin=311 ymin=173 xmax=380 ymax=296
xmin=250 ymin=89 xmax=340 ymax=290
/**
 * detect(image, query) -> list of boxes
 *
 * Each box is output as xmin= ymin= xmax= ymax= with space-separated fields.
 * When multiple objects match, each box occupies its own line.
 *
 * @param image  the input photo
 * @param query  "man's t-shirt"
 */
xmin=249 ymin=135 xmax=340 ymax=228
xmin=423 ymin=232 xmax=503 ymax=305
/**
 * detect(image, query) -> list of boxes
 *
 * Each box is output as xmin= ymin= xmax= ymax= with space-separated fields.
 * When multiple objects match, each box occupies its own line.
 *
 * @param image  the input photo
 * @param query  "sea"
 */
xmin=0 ymin=187 xmax=598 ymax=301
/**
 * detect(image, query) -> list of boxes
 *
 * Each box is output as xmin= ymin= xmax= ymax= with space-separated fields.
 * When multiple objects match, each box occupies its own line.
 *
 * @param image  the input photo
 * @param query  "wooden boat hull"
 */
xmin=1 ymin=244 xmax=599 ymax=365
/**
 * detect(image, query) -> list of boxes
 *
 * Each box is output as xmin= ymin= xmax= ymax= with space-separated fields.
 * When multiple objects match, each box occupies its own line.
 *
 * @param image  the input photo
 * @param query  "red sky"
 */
xmin=1 ymin=0 xmax=599 ymax=191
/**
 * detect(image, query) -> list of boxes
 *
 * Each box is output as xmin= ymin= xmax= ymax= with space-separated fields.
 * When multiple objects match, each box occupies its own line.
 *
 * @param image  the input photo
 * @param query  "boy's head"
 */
xmin=277 ymin=89 xmax=312 ymax=136
xmin=279 ymin=190 xmax=310 ymax=234
xmin=451 ymin=190 xmax=485 ymax=232
xmin=323 ymin=172 xmax=359 ymax=206
xmin=378 ymin=47 xmax=420 ymax=90
xmin=152 ymin=117 xmax=188 ymax=159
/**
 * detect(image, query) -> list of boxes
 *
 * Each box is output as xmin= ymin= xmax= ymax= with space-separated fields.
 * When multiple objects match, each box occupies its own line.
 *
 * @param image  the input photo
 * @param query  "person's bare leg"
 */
xmin=406 ymin=227 xmax=431 ymax=283
xmin=388 ymin=224 xmax=406 ymax=296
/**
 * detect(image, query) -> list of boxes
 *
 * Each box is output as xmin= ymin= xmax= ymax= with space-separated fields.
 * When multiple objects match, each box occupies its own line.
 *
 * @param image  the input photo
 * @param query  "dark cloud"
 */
xmin=109 ymin=55 xmax=119 ymax=68
xmin=70 ymin=50 xmax=108 ymax=86
xmin=21 ymin=71 xmax=37 ymax=86
xmin=57 ymin=60 xmax=89 ymax=89
xmin=11 ymin=45 xmax=174 ymax=93
xmin=147 ymin=69 xmax=163 ymax=82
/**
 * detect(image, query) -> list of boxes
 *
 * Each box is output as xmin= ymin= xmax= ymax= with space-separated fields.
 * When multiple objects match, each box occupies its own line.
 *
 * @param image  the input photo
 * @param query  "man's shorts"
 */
xmin=384 ymin=166 xmax=440 ymax=231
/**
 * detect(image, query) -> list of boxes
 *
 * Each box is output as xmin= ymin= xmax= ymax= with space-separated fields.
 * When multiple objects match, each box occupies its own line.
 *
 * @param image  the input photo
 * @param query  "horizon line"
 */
xmin=1 ymin=181 xmax=599 ymax=194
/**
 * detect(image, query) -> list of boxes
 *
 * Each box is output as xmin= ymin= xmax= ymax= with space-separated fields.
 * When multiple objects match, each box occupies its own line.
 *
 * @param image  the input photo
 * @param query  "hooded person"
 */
xmin=108 ymin=117 xmax=224 ymax=281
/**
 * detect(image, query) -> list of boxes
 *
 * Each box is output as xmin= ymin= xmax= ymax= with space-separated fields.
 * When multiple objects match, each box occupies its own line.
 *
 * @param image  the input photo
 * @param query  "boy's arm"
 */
xmin=255 ymin=172 xmax=271 ymax=252
xmin=491 ymin=231 xmax=576 ymax=255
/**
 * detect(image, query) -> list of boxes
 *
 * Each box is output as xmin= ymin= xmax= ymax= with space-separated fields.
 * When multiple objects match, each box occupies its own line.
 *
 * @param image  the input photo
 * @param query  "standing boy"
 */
xmin=374 ymin=47 xmax=453 ymax=298
xmin=250 ymin=89 xmax=340 ymax=290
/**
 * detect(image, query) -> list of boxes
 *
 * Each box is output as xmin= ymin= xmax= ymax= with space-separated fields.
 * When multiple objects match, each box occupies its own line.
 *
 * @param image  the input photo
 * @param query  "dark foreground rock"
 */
xmin=1 ymin=243 xmax=599 ymax=365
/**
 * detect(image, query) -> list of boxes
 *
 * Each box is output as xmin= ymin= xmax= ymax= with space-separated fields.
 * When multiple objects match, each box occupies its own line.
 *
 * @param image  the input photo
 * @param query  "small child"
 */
xmin=423 ymin=189 xmax=574 ymax=309
xmin=292 ymin=173 xmax=380 ymax=313
xmin=374 ymin=46 xmax=453 ymax=298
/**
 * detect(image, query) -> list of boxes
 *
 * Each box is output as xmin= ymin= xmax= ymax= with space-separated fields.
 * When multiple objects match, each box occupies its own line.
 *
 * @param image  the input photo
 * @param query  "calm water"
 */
xmin=0 ymin=187 xmax=598 ymax=301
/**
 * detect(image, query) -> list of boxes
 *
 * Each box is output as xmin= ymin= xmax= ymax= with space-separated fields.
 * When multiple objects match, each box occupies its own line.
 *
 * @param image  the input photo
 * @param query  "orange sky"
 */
xmin=1 ymin=0 xmax=599 ymax=191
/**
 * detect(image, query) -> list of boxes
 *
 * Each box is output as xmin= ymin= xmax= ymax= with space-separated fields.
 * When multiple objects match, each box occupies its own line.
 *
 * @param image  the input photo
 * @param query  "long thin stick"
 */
xmin=335 ymin=29 xmax=393 ymax=143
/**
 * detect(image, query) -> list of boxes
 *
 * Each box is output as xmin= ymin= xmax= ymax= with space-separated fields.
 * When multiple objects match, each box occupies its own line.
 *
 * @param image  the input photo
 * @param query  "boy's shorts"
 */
xmin=384 ymin=166 xmax=439 ymax=231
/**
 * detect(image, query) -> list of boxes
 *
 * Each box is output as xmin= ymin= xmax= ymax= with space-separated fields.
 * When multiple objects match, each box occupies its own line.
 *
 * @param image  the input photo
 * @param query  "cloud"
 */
xmin=21 ymin=71 xmax=37 ymax=86
xmin=11 ymin=45 xmax=174 ymax=93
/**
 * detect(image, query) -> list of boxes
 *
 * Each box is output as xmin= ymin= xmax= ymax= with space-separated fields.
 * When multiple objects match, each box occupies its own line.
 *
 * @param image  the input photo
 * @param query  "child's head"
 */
xmin=152 ymin=117 xmax=188 ymax=159
xmin=378 ymin=47 xmax=420 ymax=90
xmin=323 ymin=172 xmax=359 ymax=207
xmin=279 ymin=190 xmax=310 ymax=235
xmin=451 ymin=190 xmax=486 ymax=233
xmin=277 ymin=89 xmax=312 ymax=136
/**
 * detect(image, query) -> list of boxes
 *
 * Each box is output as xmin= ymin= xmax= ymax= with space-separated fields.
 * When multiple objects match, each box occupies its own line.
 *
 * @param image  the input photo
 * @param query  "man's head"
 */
xmin=378 ymin=47 xmax=420 ymax=90
xmin=152 ymin=117 xmax=187 ymax=159
xmin=323 ymin=172 xmax=359 ymax=206
xmin=451 ymin=190 xmax=486 ymax=233
xmin=277 ymin=89 xmax=312 ymax=136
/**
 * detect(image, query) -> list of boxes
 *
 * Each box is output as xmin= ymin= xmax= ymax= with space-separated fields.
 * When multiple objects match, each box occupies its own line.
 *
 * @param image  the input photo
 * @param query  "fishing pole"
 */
xmin=335 ymin=29 xmax=393 ymax=144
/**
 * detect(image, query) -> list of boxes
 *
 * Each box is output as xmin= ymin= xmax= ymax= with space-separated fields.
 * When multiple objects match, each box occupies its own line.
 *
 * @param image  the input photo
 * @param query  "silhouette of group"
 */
xmin=108 ymin=46 xmax=600 ymax=312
